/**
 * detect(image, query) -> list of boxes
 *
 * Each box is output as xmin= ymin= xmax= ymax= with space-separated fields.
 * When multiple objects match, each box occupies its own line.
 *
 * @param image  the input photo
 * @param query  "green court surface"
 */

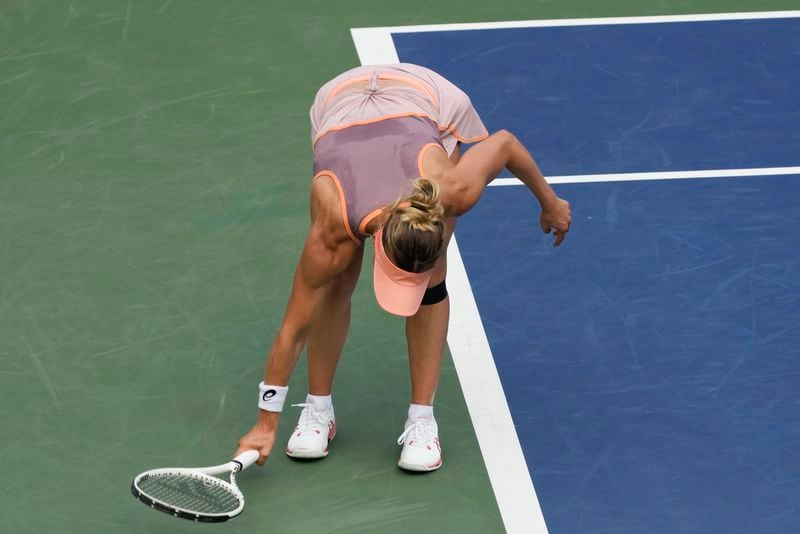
xmin=1 ymin=1 xmax=796 ymax=532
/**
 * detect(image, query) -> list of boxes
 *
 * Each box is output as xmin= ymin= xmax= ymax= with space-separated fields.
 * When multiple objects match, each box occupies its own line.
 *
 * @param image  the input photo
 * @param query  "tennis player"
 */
xmin=236 ymin=64 xmax=571 ymax=472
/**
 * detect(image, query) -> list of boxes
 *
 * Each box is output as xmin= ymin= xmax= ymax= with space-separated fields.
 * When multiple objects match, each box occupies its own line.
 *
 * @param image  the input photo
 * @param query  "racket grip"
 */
xmin=233 ymin=449 xmax=260 ymax=470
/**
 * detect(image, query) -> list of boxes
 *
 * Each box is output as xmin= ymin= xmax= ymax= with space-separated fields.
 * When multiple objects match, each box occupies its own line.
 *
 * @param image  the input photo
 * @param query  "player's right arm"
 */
xmin=235 ymin=176 xmax=359 ymax=465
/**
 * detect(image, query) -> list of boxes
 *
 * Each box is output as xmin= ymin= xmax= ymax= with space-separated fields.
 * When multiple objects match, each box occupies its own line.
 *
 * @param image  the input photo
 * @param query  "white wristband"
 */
xmin=258 ymin=382 xmax=288 ymax=412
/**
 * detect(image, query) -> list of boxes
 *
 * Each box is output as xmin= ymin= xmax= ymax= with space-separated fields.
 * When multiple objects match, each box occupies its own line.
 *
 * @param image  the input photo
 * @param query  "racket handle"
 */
xmin=233 ymin=449 xmax=260 ymax=471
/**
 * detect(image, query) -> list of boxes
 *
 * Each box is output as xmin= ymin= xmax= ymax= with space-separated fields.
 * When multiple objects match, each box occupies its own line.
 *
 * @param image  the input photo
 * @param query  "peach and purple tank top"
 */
xmin=310 ymin=64 xmax=489 ymax=242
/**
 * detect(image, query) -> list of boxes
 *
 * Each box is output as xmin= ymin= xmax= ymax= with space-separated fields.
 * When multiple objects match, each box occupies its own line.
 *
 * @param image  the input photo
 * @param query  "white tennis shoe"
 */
xmin=285 ymin=402 xmax=336 ymax=459
xmin=396 ymin=418 xmax=442 ymax=472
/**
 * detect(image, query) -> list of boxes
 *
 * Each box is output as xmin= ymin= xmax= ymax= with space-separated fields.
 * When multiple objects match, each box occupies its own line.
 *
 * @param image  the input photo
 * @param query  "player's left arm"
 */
xmin=443 ymin=130 xmax=572 ymax=246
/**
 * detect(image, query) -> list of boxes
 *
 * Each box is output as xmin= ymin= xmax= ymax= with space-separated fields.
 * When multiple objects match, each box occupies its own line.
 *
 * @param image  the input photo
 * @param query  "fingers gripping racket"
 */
xmin=131 ymin=450 xmax=259 ymax=522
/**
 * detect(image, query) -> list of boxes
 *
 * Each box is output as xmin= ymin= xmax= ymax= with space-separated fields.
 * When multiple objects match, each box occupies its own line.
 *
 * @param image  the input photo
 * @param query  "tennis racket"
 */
xmin=131 ymin=449 xmax=259 ymax=522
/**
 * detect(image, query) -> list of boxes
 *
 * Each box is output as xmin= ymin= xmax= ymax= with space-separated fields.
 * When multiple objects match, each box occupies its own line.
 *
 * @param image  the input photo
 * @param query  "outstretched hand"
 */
xmin=235 ymin=416 xmax=279 ymax=466
xmin=540 ymin=197 xmax=572 ymax=247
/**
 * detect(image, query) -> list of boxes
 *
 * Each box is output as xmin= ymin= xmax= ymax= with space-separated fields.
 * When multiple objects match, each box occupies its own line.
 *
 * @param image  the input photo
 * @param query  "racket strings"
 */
xmin=137 ymin=473 xmax=241 ymax=515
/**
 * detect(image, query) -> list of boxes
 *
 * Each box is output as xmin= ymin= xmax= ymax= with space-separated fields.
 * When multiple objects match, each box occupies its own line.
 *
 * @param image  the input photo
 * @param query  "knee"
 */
xmin=421 ymin=280 xmax=448 ymax=306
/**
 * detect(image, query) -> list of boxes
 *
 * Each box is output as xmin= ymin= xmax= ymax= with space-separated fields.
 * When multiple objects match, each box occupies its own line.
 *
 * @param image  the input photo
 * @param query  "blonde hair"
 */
xmin=382 ymin=178 xmax=445 ymax=273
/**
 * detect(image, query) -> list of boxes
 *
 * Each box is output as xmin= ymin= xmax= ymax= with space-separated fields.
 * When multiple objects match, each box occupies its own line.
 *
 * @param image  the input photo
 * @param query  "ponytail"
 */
xmin=382 ymin=178 xmax=446 ymax=273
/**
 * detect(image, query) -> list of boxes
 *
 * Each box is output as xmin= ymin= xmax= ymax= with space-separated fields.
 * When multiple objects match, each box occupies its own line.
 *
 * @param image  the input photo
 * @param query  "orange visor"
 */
xmin=373 ymin=227 xmax=432 ymax=317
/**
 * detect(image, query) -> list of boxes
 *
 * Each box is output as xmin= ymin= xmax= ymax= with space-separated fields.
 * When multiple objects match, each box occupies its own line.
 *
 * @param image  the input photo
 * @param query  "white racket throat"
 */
xmin=131 ymin=450 xmax=259 ymax=522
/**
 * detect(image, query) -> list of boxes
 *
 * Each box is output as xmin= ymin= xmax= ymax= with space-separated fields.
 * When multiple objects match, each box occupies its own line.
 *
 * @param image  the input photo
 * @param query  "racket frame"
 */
xmin=131 ymin=450 xmax=259 ymax=523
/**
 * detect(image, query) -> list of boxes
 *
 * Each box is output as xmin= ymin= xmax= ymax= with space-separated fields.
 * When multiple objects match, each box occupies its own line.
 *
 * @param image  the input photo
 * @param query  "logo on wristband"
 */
xmin=262 ymin=389 xmax=277 ymax=402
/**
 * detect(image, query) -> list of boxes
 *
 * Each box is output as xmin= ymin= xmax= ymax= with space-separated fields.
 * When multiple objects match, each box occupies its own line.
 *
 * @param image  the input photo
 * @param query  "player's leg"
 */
xmin=307 ymin=243 xmax=364 ymax=395
xmin=286 ymin=244 xmax=364 ymax=458
xmin=398 ymin=216 xmax=455 ymax=471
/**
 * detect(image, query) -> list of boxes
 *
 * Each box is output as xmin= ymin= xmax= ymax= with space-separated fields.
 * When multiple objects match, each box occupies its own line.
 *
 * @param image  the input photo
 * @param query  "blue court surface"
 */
xmin=393 ymin=15 xmax=800 ymax=533
xmin=394 ymin=17 xmax=800 ymax=175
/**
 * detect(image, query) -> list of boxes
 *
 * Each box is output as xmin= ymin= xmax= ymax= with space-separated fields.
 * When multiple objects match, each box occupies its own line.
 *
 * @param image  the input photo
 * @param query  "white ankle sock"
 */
xmin=408 ymin=403 xmax=434 ymax=422
xmin=307 ymin=393 xmax=333 ymax=411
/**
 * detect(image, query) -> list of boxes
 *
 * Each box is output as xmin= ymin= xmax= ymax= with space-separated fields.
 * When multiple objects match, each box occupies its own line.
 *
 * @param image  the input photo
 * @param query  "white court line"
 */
xmin=445 ymin=239 xmax=548 ymax=534
xmin=350 ymin=27 xmax=399 ymax=65
xmin=352 ymin=10 xmax=800 ymax=65
xmin=355 ymin=10 xmax=800 ymax=34
xmin=351 ymin=11 xmax=800 ymax=534
xmin=491 ymin=166 xmax=800 ymax=186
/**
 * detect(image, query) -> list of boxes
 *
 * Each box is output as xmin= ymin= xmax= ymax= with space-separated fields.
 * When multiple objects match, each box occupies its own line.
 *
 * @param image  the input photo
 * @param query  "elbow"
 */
xmin=496 ymin=129 xmax=518 ymax=148
xmin=451 ymin=183 xmax=483 ymax=217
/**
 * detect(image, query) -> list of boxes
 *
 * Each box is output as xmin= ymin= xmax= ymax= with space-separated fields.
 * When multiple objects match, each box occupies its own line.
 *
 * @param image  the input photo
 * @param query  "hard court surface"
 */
xmin=2 ymin=1 xmax=798 ymax=533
